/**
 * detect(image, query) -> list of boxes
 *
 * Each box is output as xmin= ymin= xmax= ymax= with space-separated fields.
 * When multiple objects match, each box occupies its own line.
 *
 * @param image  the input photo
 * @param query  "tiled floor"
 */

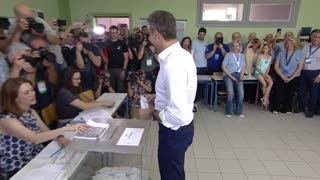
xmin=148 ymin=102 xmax=320 ymax=180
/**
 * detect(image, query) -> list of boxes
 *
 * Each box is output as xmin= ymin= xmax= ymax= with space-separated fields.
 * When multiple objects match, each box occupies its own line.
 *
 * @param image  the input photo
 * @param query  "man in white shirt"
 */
xmin=141 ymin=10 xmax=197 ymax=180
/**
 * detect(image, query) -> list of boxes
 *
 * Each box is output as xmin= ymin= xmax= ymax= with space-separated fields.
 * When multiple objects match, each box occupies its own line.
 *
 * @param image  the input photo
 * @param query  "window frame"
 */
xmin=197 ymin=0 xmax=300 ymax=27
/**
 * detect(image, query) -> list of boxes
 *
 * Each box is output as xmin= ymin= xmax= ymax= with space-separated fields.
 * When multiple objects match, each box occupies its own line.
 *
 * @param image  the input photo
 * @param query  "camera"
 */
xmin=20 ymin=48 xmax=56 ymax=68
xmin=215 ymin=37 xmax=223 ymax=45
xmin=129 ymin=70 xmax=144 ymax=83
xmin=0 ymin=17 xmax=10 ymax=30
xmin=25 ymin=17 xmax=44 ymax=33
xmin=38 ymin=48 xmax=56 ymax=63
xmin=56 ymin=19 xmax=66 ymax=27
xmin=95 ymin=37 xmax=106 ymax=48
xmin=82 ymin=42 xmax=94 ymax=51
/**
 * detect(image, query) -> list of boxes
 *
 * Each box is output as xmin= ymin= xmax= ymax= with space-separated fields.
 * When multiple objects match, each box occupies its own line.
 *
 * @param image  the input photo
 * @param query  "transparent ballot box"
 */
xmin=64 ymin=118 xmax=153 ymax=180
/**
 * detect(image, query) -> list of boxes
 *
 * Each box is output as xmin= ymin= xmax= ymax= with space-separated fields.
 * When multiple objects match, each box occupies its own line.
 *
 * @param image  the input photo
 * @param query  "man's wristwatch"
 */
xmin=57 ymin=135 xmax=64 ymax=139
xmin=152 ymin=110 xmax=157 ymax=121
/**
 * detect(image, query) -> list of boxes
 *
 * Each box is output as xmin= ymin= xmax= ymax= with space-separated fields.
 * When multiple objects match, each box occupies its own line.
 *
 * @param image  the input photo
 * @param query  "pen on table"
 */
xmin=49 ymin=147 xmax=64 ymax=158
xmin=110 ymin=127 xmax=118 ymax=139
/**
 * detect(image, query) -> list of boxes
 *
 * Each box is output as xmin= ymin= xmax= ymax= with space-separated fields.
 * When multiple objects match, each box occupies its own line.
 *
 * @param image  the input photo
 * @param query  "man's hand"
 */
xmin=313 ymin=76 xmax=320 ymax=83
xmin=120 ymin=70 xmax=126 ymax=81
xmin=138 ymin=108 xmax=153 ymax=120
xmin=218 ymin=43 xmax=224 ymax=49
xmin=145 ymin=94 xmax=156 ymax=104
xmin=16 ymin=18 xmax=29 ymax=32
xmin=76 ymin=42 xmax=83 ymax=52
xmin=213 ymin=43 xmax=218 ymax=50
xmin=42 ymin=59 xmax=54 ymax=69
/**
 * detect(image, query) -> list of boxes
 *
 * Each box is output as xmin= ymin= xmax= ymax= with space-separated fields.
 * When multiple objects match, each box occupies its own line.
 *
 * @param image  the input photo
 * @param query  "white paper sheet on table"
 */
xmin=116 ymin=128 xmax=144 ymax=146
xmin=21 ymin=164 xmax=65 ymax=180
xmin=140 ymin=95 xmax=149 ymax=109
xmin=36 ymin=141 xmax=62 ymax=158
xmin=80 ymin=109 xmax=112 ymax=122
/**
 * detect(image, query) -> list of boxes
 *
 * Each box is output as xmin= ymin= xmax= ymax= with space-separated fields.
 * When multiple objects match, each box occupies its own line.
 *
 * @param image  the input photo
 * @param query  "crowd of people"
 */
xmin=189 ymin=27 xmax=320 ymax=118
xmin=0 ymin=2 xmax=319 ymax=178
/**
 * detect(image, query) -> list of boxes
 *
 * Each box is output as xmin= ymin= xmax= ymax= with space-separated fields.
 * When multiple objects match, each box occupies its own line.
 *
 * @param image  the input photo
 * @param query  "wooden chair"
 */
xmin=79 ymin=90 xmax=95 ymax=102
xmin=41 ymin=102 xmax=58 ymax=127
xmin=213 ymin=72 xmax=227 ymax=96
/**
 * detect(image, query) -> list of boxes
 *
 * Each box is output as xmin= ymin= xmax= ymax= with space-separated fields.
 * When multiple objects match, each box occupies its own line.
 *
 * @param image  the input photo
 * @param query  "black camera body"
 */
xmin=0 ymin=17 xmax=10 ymax=30
xmin=25 ymin=17 xmax=44 ymax=33
xmin=215 ymin=37 xmax=223 ymax=45
xmin=56 ymin=19 xmax=66 ymax=27
xmin=129 ymin=70 xmax=144 ymax=83
xmin=20 ymin=48 xmax=56 ymax=68
xmin=82 ymin=42 xmax=94 ymax=51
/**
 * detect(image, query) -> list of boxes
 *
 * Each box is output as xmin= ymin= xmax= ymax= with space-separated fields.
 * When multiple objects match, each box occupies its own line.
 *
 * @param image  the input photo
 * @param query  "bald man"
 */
xmin=7 ymin=3 xmax=66 ymax=70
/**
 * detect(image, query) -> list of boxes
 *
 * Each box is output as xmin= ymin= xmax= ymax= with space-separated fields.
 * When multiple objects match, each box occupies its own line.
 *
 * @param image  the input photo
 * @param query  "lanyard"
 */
xmin=309 ymin=45 xmax=320 ymax=57
xmin=285 ymin=50 xmax=295 ymax=66
xmin=232 ymin=53 xmax=240 ymax=67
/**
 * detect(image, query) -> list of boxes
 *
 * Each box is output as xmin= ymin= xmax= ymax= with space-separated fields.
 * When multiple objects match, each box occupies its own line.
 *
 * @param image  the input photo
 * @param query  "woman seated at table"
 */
xmin=56 ymin=67 xmax=114 ymax=126
xmin=273 ymin=38 xmax=304 ymax=114
xmin=0 ymin=78 xmax=90 ymax=178
xmin=222 ymin=41 xmax=246 ymax=118
xmin=254 ymin=43 xmax=273 ymax=106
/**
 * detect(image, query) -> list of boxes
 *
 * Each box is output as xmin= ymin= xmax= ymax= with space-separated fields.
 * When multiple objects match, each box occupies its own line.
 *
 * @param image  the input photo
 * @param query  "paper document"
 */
xmin=36 ymin=141 xmax=62 ymax=158
xmin=140 ymin=95 xmax=149 ymax=109
xmin=80 ymin=109 xmax=113 ymax=122
xmin=116 ymin=128 xmax=144 ymax=146
xmin=21 ymin=164 xmax=65 ymax=180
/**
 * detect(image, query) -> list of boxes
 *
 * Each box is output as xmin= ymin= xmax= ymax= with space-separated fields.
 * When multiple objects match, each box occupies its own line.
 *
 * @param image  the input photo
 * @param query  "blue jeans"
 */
xmin=224 ymin=75 xmax=244 ymax=115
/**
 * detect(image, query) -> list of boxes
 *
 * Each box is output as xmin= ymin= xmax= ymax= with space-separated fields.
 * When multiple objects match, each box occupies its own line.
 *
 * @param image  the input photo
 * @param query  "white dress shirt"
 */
xmin=155 ymin=42 xmax=197 ymax=130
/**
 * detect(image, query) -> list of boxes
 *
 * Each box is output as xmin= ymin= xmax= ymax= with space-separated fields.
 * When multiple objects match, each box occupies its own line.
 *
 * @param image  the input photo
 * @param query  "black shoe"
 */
xmin=306 ymin=112 xmax=314 ymax=118
xmin=294 ymin=108 xmax=304 ymax=113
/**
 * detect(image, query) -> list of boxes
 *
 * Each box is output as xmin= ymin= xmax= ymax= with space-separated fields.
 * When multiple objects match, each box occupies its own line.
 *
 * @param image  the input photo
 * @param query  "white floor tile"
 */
xmin=217 ymin=159 xmax=244 ymax=174
xmin=262 ymin=161 xmax=293 ymax=176
xmin=239 ymin=159 xmax=269 ymax=175
xmin=195 ymin=158 xmax=220 ymax=173
xmin=285 ymin=162 xmax=320 ymax=177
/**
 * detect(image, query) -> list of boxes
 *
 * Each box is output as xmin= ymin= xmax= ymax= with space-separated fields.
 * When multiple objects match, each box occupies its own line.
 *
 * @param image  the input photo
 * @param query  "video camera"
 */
xmin=0 ymin=17 xmax=10 ymax=30
xmin=20 ymin=48 xmax=56 ymax=68
xmin=25 ymin=17 xmax=44 ymax=33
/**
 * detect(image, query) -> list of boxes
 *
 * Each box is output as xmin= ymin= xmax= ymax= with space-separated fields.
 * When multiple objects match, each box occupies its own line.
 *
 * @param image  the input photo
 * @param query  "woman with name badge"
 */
xmin=222 ymin=41 xmax=246 ymax=118
xmin=273 ymin=38 xmax=304 ymax=114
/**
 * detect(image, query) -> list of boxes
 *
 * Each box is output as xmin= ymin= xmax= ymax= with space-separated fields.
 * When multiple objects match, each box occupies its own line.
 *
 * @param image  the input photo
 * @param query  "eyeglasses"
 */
xmin=72 ymin=78 xmax=81 ymax=81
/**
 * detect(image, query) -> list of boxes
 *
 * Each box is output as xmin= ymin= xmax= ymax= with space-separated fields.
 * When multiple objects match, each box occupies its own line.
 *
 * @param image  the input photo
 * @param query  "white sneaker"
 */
xmin=272 ymin=111 xmax=278 ymax=114
xmin=286 ymin=112 xmax=292 ymax=115
xmin=239 ymin=114 xmax=245 ymax=118
xmin=225 ymin=114 xmax=231 ymax=118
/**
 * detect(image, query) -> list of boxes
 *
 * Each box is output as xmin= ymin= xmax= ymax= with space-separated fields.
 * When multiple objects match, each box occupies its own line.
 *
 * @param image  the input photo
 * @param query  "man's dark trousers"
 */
xmin=158 ymin=121 xmax=194 ymax=180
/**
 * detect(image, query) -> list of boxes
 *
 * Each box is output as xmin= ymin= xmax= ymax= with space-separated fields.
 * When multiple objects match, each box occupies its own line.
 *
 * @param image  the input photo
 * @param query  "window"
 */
xmin=94 ymin=17 xmax=130 ymax=30
xmin=197 ymin=0 xmax=300 ymax=27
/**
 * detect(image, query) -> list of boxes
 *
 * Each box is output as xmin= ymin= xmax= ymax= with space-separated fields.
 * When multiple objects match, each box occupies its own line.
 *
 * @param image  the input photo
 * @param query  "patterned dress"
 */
xmin=130 ymin=79 xmax=152 ymax=108
xmin=0 ymin=110 xmax=44 ymax=172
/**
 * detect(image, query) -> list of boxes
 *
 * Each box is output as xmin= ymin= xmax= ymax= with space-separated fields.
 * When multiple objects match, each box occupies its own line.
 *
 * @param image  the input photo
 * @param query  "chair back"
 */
xmin=79 ymin=90 xmax=95 ymax=102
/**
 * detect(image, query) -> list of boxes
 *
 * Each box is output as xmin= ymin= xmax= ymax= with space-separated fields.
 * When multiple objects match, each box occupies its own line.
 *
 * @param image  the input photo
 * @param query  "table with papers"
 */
xmin=11 ymin=93 xmax=136 ymax=180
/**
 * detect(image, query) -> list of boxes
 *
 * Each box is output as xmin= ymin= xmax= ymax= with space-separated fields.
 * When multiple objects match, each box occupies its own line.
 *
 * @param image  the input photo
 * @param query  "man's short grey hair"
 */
xmin=7 ymin=43 xmax=31 ymax=54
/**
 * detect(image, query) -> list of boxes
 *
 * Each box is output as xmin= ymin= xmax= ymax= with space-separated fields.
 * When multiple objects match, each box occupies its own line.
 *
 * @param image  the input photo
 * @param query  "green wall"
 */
xmin=0 ymin=0 xmax=67 ymax=20
xmin=68 ymin=0 xmax=319 ymax=42
xmin=0 ymin=0 xmax=319 ymax=42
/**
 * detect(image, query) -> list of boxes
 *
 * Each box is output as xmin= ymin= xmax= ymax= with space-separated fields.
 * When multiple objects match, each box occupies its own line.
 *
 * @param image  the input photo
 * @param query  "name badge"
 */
xmin=214 ymin=54 xmax=219 ymax=60
xmin=37 ymin=81 xmax=47 ymax=94
xmin=117 ymin=46 xmax=121 ymax=50
xmin=146 ymin=59 xmax=152 ymax=66
xmin=283 ymin=66 xmax=289 ymax=74
xmin=305 ymin=58 xmax=312 ymax=64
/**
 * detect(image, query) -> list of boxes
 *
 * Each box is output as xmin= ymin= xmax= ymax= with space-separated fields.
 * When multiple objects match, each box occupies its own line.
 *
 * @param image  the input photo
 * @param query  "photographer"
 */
xmin=6 ymin=43 xmax=37 ymax=85
xmin=28 ymin=37 xmax=58 ymax=111
xmin=73 ymin=31 xmax=102 ymax=90
xmin=127 ymin=31 xmax=144 ymax=73
xmin=95 ymin=72 xmax=115 ymax=97
xmin=205 ymin=32 xmax=229 ymax=74
xmin=137 ymin=35 xmax=159 ymax=93
xmin=127 ymin=70 xmax=152 ymax=119
xmin=6 ymin=3 xmax=66 ymax=70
